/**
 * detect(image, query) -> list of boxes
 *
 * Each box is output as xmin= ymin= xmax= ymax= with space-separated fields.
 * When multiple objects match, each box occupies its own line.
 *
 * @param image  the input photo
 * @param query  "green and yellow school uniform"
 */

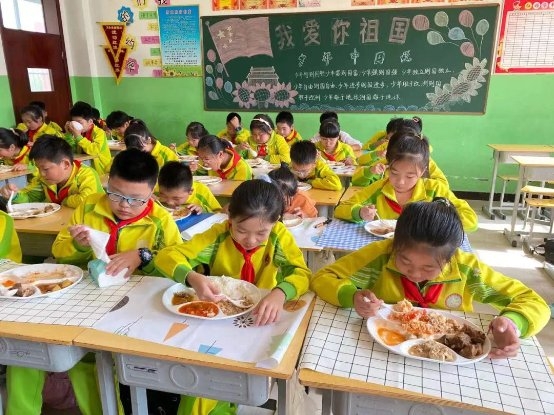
xmin=151 ymin=140 xmax=179 ymax=168
xmin=242 ymin=132 xmax=291 ymax=165
xmin=186 ymin=182 xmax=222 ymax=212
xmin=66 ymin=124 xmax=112 ymax=175
xmin=16 ymin=121 xmax=63 ymax=135
xmin=334 ymin=177 xmax=477 ymax=232
xmin=208 ymin=149 xmax=252 ymax=180
xmin=217 ymin=128 xmax=250 ymax=145
xmin=13 ymin=162 xmax=104 ymax=209
xmin=16 ymin=121 xmax=63 ymax=142
xmin=315 ymin=140 xmax=357 ymax=164
xmin=176 ymin=141 xmax=198 ymax=156
xmin=304 ymin=158 xmax=342 ymax=191
xmin=311 ymin=238 xmax=549 ymax=338
xmin=0 ymin=211 xmax=22 ymax=262
xmin=362 ymin=130 xmax=387 ymax=151
xmin=282 ymin=129 xmax=303 ymax=146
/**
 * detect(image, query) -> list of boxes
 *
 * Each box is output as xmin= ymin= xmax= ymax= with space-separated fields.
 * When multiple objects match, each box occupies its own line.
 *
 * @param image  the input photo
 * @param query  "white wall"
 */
xmin=0 ymin=31 xmax=7 ymax=75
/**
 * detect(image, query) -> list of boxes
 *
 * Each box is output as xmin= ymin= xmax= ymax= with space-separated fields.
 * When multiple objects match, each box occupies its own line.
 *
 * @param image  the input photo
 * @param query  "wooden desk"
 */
xmin=504 ymin=155 xmax=554 ymax=246
xmin=207 ymin=179 xmax=242 ymax=198
xmin=74 ymin=154 xmax=97 ymax=167
xmin=13 ymin=206 xmax=73 ymax=257
xmin=483 ymin=144 xmax=554 ymax=220
xmin=107 ymin=141 xmax=125 ymax=155
xmin=305 ymin=188 xmax=343 ymax=217
xmin=339 ymin=185 xmax=364 ymax=203
xmin=0 ymin=168 xmax=32 ymax=188
xmin=299 ymin=298 xmax=554 ymax=415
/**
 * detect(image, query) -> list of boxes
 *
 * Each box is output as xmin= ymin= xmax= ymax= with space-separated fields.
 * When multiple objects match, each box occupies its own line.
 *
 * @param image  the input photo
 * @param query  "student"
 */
xmin=65 ymin=101 xmax=112 ymax=175
xmin=155 ymin=179 xmax=310 ymax=415
xmin=311 ymin=111 xmax=362 ymax=151
xmin=91 ymin=107 xmax=109 ymax=132
xmin=334 ymin=132 xmax=477 ymax=232
xmin=175 ymin=121 xmax=209 ymax=156
xmin=289 ymin=141 xmax=342 ymax=191
xmin=362 ymin=117 xmax=408 ymax=152
xmin=275 ymin=111 xmax=302 ymax=146
xmin=0 ymin=127 xmax=34 ymax=172
xmin=105 ymin=110 xmax=133 ymax=140
xmin=316 ymin=120 xmax=356 ymax=166
xmin=158 ymin=161 xmax=221 ymax=214
xmin=16 ymin=101 xmax=63 ymax=135
xmin=238 ymin=114 xmax=290 ymax=164
xmin=124 ymin=119 xmax=178 ymax=168
xmin=267 ymin=166 xmax=317 ymax=218
xmin=0 ymin=210 xmax=22 ymax=262
xmin=312 ymin=200 xmax=550 ymax=358
xmin=216 ymin=112 xmax=250 ymax=145
xmin=197 ymin=135 xmax=252 ymax=180
xmin=17 ymin=105 xmax=62 ymax=145
xmin=0 ymin=135 xmax=103 ymax=209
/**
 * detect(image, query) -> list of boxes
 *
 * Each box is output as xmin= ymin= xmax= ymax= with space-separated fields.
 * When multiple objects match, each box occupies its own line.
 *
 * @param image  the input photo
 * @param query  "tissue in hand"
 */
xmin=86 ymin=227 xmax=129 ymax=287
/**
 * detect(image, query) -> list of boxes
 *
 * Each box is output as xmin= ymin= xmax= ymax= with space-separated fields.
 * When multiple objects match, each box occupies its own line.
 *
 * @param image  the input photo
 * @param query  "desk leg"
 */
xmin=482 ymin=151 xmax=499 ymax=220
xmin=505 ymin=167 xmax=526 ymax=247
xmin=276 ymin=378 xmax=292 ymax=415
xmin=96 ymin=351 xmax=119 ymax=415
xmin=130 ymin=386 xmax=148 ymax=415
xmin=321 ymin=390 xmax=332 ymax=415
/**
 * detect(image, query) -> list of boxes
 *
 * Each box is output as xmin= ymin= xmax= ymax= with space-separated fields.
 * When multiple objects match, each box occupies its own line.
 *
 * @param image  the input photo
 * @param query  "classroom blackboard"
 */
xmin=201 ymin=5 xmax=499 ymax=113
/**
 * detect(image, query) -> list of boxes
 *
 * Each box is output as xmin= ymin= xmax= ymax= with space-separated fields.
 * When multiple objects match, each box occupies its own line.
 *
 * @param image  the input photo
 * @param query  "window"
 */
xmin=1 ymin=0 xmax=45 ymax=33
xmin=27 ymin=67 xmax=52 ymax=92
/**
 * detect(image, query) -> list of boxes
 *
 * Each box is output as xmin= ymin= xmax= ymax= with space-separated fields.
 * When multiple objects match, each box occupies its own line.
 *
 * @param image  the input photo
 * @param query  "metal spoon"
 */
xmin=6 ymin=191 xmax=14 ymax=213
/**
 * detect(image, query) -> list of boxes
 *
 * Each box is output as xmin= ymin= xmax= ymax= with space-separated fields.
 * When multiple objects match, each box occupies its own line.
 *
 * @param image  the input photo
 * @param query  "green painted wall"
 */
xmin=0 ymin=76 xmax=15 ymax=127
xmin=70 ymin=74 xmax=554 ymax=193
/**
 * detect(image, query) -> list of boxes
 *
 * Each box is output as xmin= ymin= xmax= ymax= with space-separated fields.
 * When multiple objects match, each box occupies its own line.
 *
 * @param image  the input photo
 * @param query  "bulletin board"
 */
xmin=201 ymin=4 xmax=499 ymax=113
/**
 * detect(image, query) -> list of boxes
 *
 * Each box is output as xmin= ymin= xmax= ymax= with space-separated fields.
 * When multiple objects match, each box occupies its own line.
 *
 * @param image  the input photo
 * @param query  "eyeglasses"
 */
xmin=291 ymin=168 xmax=313 ymax=178
xmin=106 ymin=189 xmax=151 ymax=207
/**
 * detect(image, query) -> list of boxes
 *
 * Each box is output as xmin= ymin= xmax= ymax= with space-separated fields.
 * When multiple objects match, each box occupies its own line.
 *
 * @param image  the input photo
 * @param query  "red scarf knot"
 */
xmin=232 ymin=239 xmax=260 ymax=284
xmin=45 ymin=161 xmax=82 ymax=204
xmin=216 ymin=149 xmax=241 ymax=179
xmin=384 ymin=196 xmax=403 ymax=214
xmin=400 ymin=277 xmax=444 ymax=308
xmin=257 ymin=144 xmax=268 ymax=158
xmin=322 ymin=152 xmax=336 ymax=162
xmin=13 ymin=146 xmax=30 ymax=165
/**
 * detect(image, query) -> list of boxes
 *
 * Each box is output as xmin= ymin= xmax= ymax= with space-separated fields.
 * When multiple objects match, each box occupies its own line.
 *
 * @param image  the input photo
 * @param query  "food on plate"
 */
xmin=36 ymin=279 xmax=74 ymax=294
xmin=171 ymin=291 xmax=197 ymax=305
xmin=19 ymin=269 xmax=71 ymax=283
xmin=1 ymin=279 xmax=15 ymax=288
xmin=389 ymin=300 xmax=465 ymax=337
xmin=218 ymin=299 xmax=246 ymax=316
xmin=372 ymin=226 xmax=395 ymax=236
xmin=12 ymin=283 xmax=36 ymax=297
xmin=44 ymin=204 xmax=55 ymax=213
xmin=377 ymin=327 xmax=406 ymax=346
xmin=178 ymin=301 xmax=219 ymax=318
xmin=436 ymin=327 xmax=486 ymax=359
xmin=172 ymin=206 xmax=191 ymax=219
xmin=409 ymin=340 xmax=456 ymax=362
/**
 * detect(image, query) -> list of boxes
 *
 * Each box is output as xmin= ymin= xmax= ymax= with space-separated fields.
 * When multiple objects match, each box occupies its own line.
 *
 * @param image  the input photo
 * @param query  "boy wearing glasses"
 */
xmin=0 ymin=135 xmax=103 ymax=208
xmin=290 ymin=141 xmax=342 ymax=191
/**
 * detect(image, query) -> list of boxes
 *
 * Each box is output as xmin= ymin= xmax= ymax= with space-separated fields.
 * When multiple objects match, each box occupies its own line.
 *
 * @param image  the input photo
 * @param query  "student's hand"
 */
xmin=359 ymin=204 xmax=377 ymax=221
xmin=68 ymin=225 xmax=91 ymax=248
xmin=220 ymin=203 xmax=230 ymax=214
xmin=377 ymin=149 xmax=387 ymax=158
xmin=350 ymin=143 xmax=362 ymax=151
xmin=64 ymin=121 xmax=81 ymax=138
xmin=11 ymin=163 xmax=27 ymax=172
xmin=187 ymin=204 xmax=203 ymax=215
xmin=353 ymin=289 xmax=383 ymax=318
xmin=169 ymin=143 xmax=177 ymax=151
xmin=488 ymin=316 xmax=521 ymax=359
xmin=186 ymin=272 xmax=221 ymax=301
xmin=370 ymin=163 xmax=386 ymax=175
xmin=344 ymin=157 xmax=354 ymax=166
xmin=235 ymin=142 xmax=249 ymax=151
xmin=253 ymin=288 xmax=286 ymax=326
xmin=189 ymin=160 xmax=199 ymax=173
xmin=107 ymin=251 xmax=140 ymax=278
xmin=289 ymin=207 xmax=305 ymax=218
xmin=0 ymin=183 xmax=18 ymax=199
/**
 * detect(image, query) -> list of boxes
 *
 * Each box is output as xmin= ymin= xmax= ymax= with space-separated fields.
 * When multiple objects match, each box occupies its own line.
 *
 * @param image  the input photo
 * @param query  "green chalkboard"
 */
xmin=201 ymin=5 xmax=499 ymax=113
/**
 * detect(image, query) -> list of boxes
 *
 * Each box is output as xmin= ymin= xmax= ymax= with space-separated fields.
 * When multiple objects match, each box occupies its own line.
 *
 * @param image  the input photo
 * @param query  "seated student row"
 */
xmin=0 ymin=152 xmax=548 ymax=415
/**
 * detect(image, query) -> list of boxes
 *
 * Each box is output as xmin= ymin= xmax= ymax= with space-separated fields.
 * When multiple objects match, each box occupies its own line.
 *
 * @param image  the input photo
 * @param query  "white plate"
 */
xmin=282 ymin=215 xmax=303 ymax=229
xmin=178 ymin=155 xmax=198 ymax=162
xmin=192 ymin=176 xmax=222 ymax=185
xmin=364 ymin=219 xmax=397 ymax=239
xmin=162 ymin=276 xmax=261 ymax=320
xmin=326 ymin=160 xmax=344 ymax=167
xmin=8 ymin=203 xmax=61 ymax=219
xmin=0 ymin=264 xmax=83 ymax=299
xmin=245 ymin=159 xmax=267 ymax=167
xmin=366 ymin=306 xmax=491 ymax=365
xmin=171 ymin=207 xmax=192 ymax=220
xmin=297 ymin=183 xmax=312 ymax=192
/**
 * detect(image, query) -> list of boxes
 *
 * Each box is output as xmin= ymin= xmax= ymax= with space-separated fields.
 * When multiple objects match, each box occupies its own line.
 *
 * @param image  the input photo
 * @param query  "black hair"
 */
xmin=319 ymin=120 xmax=340 ymax=139
xmin=290 ymin=140 xmax=317 ymax=165
xmin=228 ymin=179 xmax=284 ymax=223
xmin=386 ymin=130 xmax=430 ymax=174
xmin=91 ymin=107 xmax=101 ymax=120
xmin=386 ymin=117 xmax=423 ymax=135
xmin=29 ymin=135 xmax=73 ymax=164
xmin=109 ymin=148 xmax=159 ymax=188
xmin=226 ymin=112 xmax=241 ymax=124
xmin=20 ymin=105 xmax=44 ymax=122
xmin=186 ymin=122 xmax=209 ymax=140
xmin=320 ymin=111 xmax=338 ymax=123
xmin=158 ymin=161 xmax=193 ymax=191
xmin=29 ymin=101 xmax=46 ymax=111
xmin=197 ymin=134 xmax=232 ymax=154
xmin=412 ymin=116 xmax=423 ymax=131
xmin=275 ymin=111 xmax=294 ymax=127
xmin=70 ymin=101 xmax=94 ymax=120
xmin=393 ymin=199 xmax=463 ymax=265
xmin=124 ymin=119 xmax=158 ymax=149
xmin=106 ymin=111 xmax=133 ymax=129
xmin=268 ymin=165 xmax=298 ymax=198
xmin=0 ymin=128 xmax=29 ymax=150
xmin=385 ymin=118 xmax=404 ymax=134
xmin=250 ymin=114 xmax=274 ymax=134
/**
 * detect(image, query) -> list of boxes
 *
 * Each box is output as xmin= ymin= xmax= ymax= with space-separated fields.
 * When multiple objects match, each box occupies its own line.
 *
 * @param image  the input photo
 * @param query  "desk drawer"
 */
xmin=115 ymin=354 xmax=270 ymax=406
xmin=0 ymin=338 xmax=87 ymax=371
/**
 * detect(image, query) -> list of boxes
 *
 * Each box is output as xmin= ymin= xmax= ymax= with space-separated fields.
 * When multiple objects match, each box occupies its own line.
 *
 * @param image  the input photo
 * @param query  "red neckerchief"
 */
xmin=232 ymin=239 xmax=261 ymax=284
xmin=45 ymin=161 xmax=81 ymax=204
xmin=285 ymin=130 xmax=298 ymax=143
xmin=216 ymin=149 xmax=241 ymax=179
xmin=27 ymin=128 xmax=38 ymax=144
xmin=103 ymin=199 xmax=154 ymax=255
xmin=400 ymin=277 xmax=444 ymax=308
xmin=257 ymin=144 xmax=268 ymax=157
xmin=322 ymin=151 xmax=336 ymax=162
xmin=82 ymin=127 xmax=94 ymax=142
xmin=384 ymin=196 xmax=403 ymax=214
xmin=13 ymin=145 xmax=30 ymax=164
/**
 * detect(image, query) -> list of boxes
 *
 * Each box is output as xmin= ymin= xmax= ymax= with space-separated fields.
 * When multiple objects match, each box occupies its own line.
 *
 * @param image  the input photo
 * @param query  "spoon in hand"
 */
xmin=6 ymin=191 xmax=14 ymax=213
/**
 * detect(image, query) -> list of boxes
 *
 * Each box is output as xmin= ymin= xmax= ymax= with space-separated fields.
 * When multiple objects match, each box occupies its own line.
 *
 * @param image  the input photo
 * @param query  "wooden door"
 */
xmin=0 ymin=0 xmax=71 ymax=127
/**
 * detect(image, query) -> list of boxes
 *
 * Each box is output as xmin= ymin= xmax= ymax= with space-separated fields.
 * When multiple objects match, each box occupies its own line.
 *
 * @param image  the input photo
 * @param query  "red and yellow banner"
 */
xmin=99 ymin=22 xmax=128 ymax=84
